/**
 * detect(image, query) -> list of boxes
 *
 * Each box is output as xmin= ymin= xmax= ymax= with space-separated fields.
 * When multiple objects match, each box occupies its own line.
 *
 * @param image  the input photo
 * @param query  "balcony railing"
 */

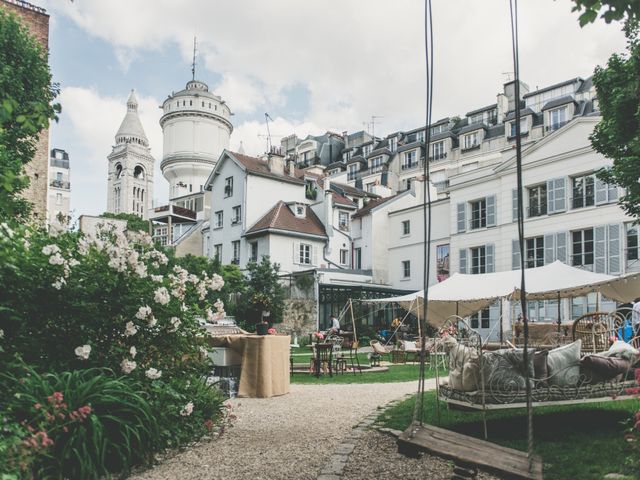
xmin=338 ymin=223 xmax=350 ymax=232
xmin=401 ymin=161 xmax=420 ymax=171
xmin=546 ymin=120 xmax=569 ymax=132
xmin=433 ymin=180 xmax=450 ymax=192
xmin=347 ymin=172 xmax=358 ymax=181
xmin=50 ymin=159 xmax=69 ymax=169
xmin=49 ymin=180 xmax=70 ymax=190
xmin=367 ymin=166 xmax=384 ymax=175
xmin=570 ymin=196 xmax=595 ymax=209
xmin=429 ymin=152 xmax=448 ymax=162
xmin=527 ymin=205 xmax=547 ymax=217
xmin=461 ymin=143 xmax=480 ymax=153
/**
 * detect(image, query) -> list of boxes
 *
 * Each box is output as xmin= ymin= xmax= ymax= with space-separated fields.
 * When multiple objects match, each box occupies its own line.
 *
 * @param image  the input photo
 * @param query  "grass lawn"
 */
xmin=379 ymin=391 xmax=640 ymax=479
xmin=290 ymin=358 xmax=447 ymax=384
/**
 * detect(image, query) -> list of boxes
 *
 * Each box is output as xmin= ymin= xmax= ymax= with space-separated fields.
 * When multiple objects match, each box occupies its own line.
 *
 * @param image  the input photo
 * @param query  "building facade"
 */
xmin=1 ymin=0 xmax=50 ymax=220
xmin=48 ymin=148 xmax=70 ymax=224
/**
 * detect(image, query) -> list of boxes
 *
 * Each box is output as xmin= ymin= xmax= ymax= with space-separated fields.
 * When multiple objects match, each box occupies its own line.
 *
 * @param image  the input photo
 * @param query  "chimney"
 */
xmin=287 ymin=158 xmax=296 ymax=177
xmin=267 ymin=146 xmax=285 ymax=176
xmin=503 ymin=80 xmax=530 ymax=112
xmin=342 ymin=131 xmax=349 ymax=149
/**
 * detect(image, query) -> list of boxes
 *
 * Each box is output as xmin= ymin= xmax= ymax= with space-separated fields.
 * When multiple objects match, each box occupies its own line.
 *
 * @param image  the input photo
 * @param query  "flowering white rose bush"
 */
xmin=0 ymin=220 xmax=235 ymax=458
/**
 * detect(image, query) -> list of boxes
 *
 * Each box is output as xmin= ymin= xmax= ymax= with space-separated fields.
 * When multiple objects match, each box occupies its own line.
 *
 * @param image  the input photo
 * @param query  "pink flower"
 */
xmin=267 ymin=328 xmax=276 ymax=335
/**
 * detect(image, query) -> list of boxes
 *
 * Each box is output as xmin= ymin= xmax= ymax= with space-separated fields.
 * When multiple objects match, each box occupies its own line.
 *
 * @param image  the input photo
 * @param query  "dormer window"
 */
xmin=348 ymin=164 xmax=359 ymax=181
xmin=389 ymin=137 xmax=397 ymax=152
xmin=362 ymin=144 xmax=373 ymax=156
xmin=462 ymin=132 xmax=480 ymax=151
xmin=468 ymin=113 xmax=483 ymax=125
xmin=549 ymin=106 xmax=568 ymax=131
xmin=431 ymin=141 xmax=446 ymax=161
xmin=508 ymin=118 xmax=528 ymax=138
xmin=343 ymin=151 xmax=352 ymax=162
xmin=293 ymin=203 xmax=306 ymax=218
xmin=369 ymin=156 xmax=384 ymax=174
xmin=416 ymin=130 xmax=425 ymax=142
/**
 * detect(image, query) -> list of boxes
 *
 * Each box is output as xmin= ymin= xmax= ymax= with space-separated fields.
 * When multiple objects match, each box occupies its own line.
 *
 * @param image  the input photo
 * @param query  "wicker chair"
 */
xmin=572 ymin=312 xmax=624 ymax=355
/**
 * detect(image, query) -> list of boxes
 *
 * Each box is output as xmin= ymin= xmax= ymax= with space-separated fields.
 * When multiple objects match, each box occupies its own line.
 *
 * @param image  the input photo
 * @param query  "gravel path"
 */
xmin=131 ymin=380 xmax=430 ymax=480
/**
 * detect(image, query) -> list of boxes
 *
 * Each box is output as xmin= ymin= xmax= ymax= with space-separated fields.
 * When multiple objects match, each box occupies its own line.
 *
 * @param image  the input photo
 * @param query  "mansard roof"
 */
xmin=352 ymin=195 xmax=397 ymax=219
xmin=541 ymin=95 xmax=577 ymax=111
xmin=245 ymin=201 xmax=327 ymax=238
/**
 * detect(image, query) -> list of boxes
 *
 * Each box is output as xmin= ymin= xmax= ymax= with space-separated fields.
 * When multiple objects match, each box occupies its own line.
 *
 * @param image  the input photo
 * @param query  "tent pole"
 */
xmin=499 ymin=298 xmax=504 ymax=344
xmin=350 ymin=299 xmax=357 ymax=345
xmin=557 ymin=291 xmax=561 ymax=334
xmin=417 ymin=299 xmax=421 ymax=340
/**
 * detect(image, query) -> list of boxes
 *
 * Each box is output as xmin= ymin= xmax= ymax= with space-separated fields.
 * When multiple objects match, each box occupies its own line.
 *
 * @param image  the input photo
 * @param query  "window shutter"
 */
xmin=486 ymin=195 xmax=497 ymax=227
xmin=456 ymin=203 xmax=466 ymax=233
xmin=512 ymin=189 xmax=518 ymax=222
xmin=489 ymin=302 xmax=500 ymax=324
xmin=544 ymin=234 xmax=556 ymax=264
xmin=485 ymin=244 xmax=495 ymax=273
xmin=594 ymin=226 xmax=606 ymax=273
xmin=293 ymin=242 xmax=299 ymax=264
xmin=595 ymin=178 xmax=608 ymax=205
xmin=546 ymin=180 xmax=555 ymax=214
xmin=512 ymin=239 xmax=521 ymax=270
xmin=608 ymin=185 xmax=619 ymax=203
xmin=555 ymin=232 xmax=568 ymax=264
xmin=553 ymin=178 xmax=566 ymax=212
xmin=312 ymin=246 xmax=318 ymax=266
xmin=459 ymin=249 xmax=467 ymax=274
xmin=608 ymin=224 xmax=621 ymax=274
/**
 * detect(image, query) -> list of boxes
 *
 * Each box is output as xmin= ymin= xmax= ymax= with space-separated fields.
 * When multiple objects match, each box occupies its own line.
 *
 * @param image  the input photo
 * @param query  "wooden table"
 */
xmin=208 ymin=334 xmax=290 ymax=398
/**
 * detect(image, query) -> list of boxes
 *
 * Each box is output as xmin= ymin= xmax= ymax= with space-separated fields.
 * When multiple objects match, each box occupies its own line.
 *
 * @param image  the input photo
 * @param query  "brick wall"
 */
xmin=0 ymin=0 xmax=50 ymax=221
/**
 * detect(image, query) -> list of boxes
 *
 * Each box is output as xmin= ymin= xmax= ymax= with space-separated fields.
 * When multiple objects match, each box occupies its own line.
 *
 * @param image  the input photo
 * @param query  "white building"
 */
xmin=48 ymin=148 xmax=70 ymax=224
xmin=106 ymin=91 xmax=155 ymax=219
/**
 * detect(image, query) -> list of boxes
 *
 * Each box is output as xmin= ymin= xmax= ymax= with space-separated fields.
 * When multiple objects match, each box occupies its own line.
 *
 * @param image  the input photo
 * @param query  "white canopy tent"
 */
xmin=365 ymin=261 xmax=640 ymax=328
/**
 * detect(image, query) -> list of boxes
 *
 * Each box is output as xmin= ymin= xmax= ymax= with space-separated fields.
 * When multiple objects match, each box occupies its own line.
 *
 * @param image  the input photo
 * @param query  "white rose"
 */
xmin=129 ymin=346 xmax=137 ymax=358
xmin=147 ymin=316 xmax=157 ymax=327
xmin=74 ymin=344 xmax=91 ymax=360
xmin=48 ymin=253 xmax=65 ymax=265
xmin=135 ymin=306 xmax=152 ymax=320
xmin=145 ymin=368 xmax=162 ymax=380
xmin=124 ymin=321 xmax=138 ymax=337
xmin=121 ymin=359 xmax=137 ymax=374
xmin=42 ymin=244 xmax=60 ymax=256
xmin=169 ymin=317 xmax=181 ymax=332
xmin=154 ymin=287 xmax=170 ymax=305
xmin=180 ymin=401 xmax=194 ymax=416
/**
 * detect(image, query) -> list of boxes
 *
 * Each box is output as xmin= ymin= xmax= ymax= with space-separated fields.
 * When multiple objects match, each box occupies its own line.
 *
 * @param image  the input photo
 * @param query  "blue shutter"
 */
xmin=485 ymin=244 xmax=495 ymax=273
xmin=595 ymin=178 xmax=608 ymax=205
xmin=555 ymin=232 xmax=568 ymax=264
xmin=594 ymin=226 xmax=606 ymax=273
xmin=457 ymin=203 xmax=466 ymax=233
xmin=486 ymin=195 xmax=497 ymax=227
xmin=512 ymin=188 xmax=518 ymax=222
xmin=512 ymin=239 xmax=521 ymax=270
xmin=544 ymin=234 xmax=556 ymax=264
xmin=608 ymin=224 xmax=621 ymax=274
xmin=459 ymin=249 xmax=467 ymax=274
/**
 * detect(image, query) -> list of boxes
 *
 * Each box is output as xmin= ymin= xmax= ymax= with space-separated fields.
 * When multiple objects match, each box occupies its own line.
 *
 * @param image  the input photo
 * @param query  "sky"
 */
xmin=39 ymin=0 xmax=627 ymax=217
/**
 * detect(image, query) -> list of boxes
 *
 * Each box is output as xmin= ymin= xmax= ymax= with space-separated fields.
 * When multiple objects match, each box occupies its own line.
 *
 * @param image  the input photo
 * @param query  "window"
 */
xmin=470 ymin=246 xmax=486 ymax=274
xmin=133 ymin=165 xmax=144 ymax=179
xmin=362 ymin=144 xmax=373 ymax=156
xmin=525 ymin=236 xmax=544 ymax=268
xmin=348 ymin=164 xmax=359 ymax=181
xmin=436 ymin=244 xmax=450 ymax=281
xmin=249 ymin=242 xmax=258 ymax=262
xmin=528 ymin=184 xmax=547 ymax=217
xmin=431 ymin=141 xmax=446 ymax=161
xmin=402 ymin=260 xmax=411 ymax=278
xmin=55 ymin=193 xmax=62 ymax=205
xmin=354 ymin=248 xmax=362 ymax=269
xmin=509 ymin=118 xmax=528 ymax=137
xmin=294 ymin=203 xmax=306 ymax=217
xmin=214 ymin=210 xmax=223 ymax=228
xmin=571 ymin=174 xmax=595 ymax=209
xmin=402 ymin=150 xmax=417 ymax=170
xmin=338 ymin=211 xmax=350 ymax=231
xmin=470 ymin=309 xmax=490 ymax=329
xmin=572 ymin=228 xmax=594 ymax=267
xmin=462 ymin=132 xmax=479 ymax=150
xmin=299 ymin=243 xmax=311 ymax=265
xmin=369 ymin=156 xmax=384 ymax=174
xmin=470 ymin=199 xmax=486 ymax=230
xmin=627 ymin=224 xmax=640 ymax=262
xmin=416 ymin=130 xmax=425 ymax=142
xmin=401 ymin=220 xmax=410 ymax=236
xmin=389 ymin=137 xmax=397 ymax=152
xmin=339 ymin=249 xmax=349 ymax=265
xmin=232 ymin=205 xmax=242 ymax=225
xmin=366 ymin=182 xmax=376 ymax=193
xmin=343 ymin=151 xmax=353 ymax=162
xmin=429 ymin=124 xmax=444 ymax=135
xmin=232 ymin=241 xmax=240 ymax=264
xmin=214 ymin=244 xmax=222 ymax=260
xmin=549 ymin=106 xmax=567 ymax=131
xmin=224 ymin=177 xmax=233 ymax=197
xmin=401 ymin=177 xmax=413 ymax=191
xmin=469 ymin=113 xmax=483 ymax=125
xmin=56 ymin=172 xmax=63 ymax=182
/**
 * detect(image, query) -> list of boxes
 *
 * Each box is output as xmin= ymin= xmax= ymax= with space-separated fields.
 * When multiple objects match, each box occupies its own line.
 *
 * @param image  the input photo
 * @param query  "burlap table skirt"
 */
xmin=208 ymin=334 xmax=290 ymax=398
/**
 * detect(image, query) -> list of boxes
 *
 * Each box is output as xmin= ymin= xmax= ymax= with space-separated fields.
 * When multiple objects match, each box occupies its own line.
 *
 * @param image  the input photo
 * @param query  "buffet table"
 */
xmin=207 ymin=334 xmax=290 ymax=398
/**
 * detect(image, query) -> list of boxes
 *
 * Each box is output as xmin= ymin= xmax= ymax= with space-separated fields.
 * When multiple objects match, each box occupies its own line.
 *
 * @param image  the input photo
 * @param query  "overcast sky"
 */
xmin=41 ymin=0 xmax=627 ymax=217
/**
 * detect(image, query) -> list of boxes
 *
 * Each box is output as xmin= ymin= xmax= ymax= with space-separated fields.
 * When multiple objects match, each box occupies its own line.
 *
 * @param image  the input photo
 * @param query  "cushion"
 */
xmin=448 ymin=343 xmax=480 ymax=392
xmin=481 ymin=349 xmax=533 ymax=392
xmin=599 ymin=340 xmax=640 ymax=364
xmin=533 ymin=350 xmax=549 ymax=381
xmin=580 ymin=355 xmax=631 ymax=384
xmin=403 ymin=341 xmax=417 ymax=352
xmin=547 ymin=340 xmax=581 ymax=387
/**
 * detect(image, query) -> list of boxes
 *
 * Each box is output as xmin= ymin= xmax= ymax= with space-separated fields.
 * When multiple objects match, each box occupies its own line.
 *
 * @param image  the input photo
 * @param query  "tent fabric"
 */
xmin=364 ymin=261 xmax=640 ymax=327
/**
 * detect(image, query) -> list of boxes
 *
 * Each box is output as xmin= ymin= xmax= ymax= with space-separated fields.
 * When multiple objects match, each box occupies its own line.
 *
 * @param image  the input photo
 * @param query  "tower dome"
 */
xmin=159 ymin=79 xmax=233 ymax=199
xmin=115 ymin=90 xmax=149 ymax=147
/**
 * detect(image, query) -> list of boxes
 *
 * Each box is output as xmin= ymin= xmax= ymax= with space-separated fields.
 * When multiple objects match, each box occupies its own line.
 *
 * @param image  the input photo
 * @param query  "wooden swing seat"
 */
xmin=398 ymin=422 xmax=542 ymax=480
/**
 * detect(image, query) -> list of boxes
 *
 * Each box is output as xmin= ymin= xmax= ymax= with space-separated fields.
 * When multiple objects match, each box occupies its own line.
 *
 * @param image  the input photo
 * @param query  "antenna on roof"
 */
xmin=371 ymin=115 xmax=383 ymax=139
xmin=265 ymin=113 xmax=274 ymax=153
xmin=191 ymin=36 xmax=197 ymax=81
xmin=502 ymin=71 xmax=513 ymax=83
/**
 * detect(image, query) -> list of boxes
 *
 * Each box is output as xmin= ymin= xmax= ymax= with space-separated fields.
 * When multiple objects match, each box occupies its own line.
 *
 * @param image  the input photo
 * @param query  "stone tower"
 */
xmin=159 ymin=79 xmax=233 ymax=200
xmin=106 ymin=90 xmax=154 ymax=219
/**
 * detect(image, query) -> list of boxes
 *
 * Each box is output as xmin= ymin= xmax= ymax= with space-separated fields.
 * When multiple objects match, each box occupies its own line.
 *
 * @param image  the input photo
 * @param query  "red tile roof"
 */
xmin=352 ymin=195 xmax=397 ymax=219
xmin=245 ymin=201 xmax=327 ymax=238
xmin=228 ymin=152 xmax=305 ymax=185
xmin=332 ymin=192 xmax=356 ymax=208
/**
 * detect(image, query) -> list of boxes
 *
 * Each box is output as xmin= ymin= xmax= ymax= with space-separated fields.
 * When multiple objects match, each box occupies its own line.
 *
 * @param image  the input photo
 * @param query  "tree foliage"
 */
xmin=100 ymin=212 xmax=150 ymax=233
xmin=238 ymin=256 xmax=285 ymax=326
xmin=0 ymin=10 xmax=60 ymax=218
xmin=571 ymin=0 xmax=640 ymax=26
xmin=592 ymin=22 xmax=640 ymax=219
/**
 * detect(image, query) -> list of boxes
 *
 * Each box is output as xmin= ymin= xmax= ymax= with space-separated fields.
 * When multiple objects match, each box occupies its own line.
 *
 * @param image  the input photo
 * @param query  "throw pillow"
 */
xmin=547 ymin=340 xmax=581 ymax=387
xmin=580 ymin=355 xmax=631 ymax=384
xmin=599 ymin=340 xmax=640 ymax=364
xmin=533 ymin=350 xmax=549 ymax=381
xmin=481 ymin=349 xmax=533 ymax=392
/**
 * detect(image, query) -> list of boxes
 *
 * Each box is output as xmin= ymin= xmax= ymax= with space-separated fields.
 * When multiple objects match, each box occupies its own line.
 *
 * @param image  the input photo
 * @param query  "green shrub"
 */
xmin=1 ymin=365 xmax=157 ymax=479
xmin=0 ymin=412 xmax=33 ymax=479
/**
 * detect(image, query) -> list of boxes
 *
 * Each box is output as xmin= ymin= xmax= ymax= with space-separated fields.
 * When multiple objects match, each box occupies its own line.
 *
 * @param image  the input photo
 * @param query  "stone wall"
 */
xmin=1 ymin=0 xmax=50 ymax=221
xmin=281 ymin=299 xmax=317 ymax=337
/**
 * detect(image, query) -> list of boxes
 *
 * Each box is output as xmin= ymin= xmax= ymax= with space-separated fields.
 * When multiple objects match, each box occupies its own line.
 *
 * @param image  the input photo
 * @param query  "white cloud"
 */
xmin=52 ymin=87 xmax=166 ymax=216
